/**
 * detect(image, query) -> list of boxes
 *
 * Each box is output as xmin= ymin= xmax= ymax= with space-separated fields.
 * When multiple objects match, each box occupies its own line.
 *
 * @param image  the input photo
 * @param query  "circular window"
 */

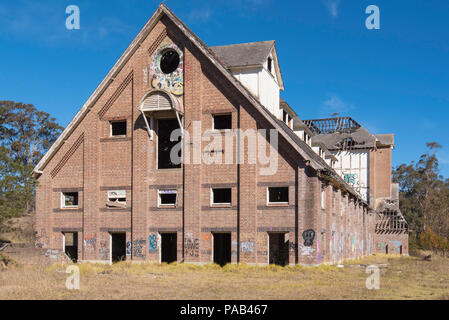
xmin=159 ymin=50 xmax=180 ymax=74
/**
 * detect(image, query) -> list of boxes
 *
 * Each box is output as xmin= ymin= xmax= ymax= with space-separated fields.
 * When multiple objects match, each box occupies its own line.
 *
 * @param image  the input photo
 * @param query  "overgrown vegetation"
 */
xmin=0 ymin=101 xmax=62 ymax=231
xmin=393 ymin=143 xmax=449 ymax=256
xmin=1 ymin=255 xmax=449 ymax=299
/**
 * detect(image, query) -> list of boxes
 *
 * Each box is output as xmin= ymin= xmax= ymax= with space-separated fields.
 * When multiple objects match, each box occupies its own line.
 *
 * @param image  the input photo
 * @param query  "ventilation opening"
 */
xmin=213 ymin=114 xmax=232 ymax=130
xmin=161 ymin=233 xmax=177 ymax=263
xmin=269 ymin=233 xmax=289 ymax=266
xmin=160 ymin=50 xmax=180 ymax=74
xmin=111 ymin=233 xmax=126 ymax=263
xmin=213 ymin=233 xmax=231 ymax=267
xmin=63 ymin=232 xmax=78 ymax=262
xmin=157 ymin=118 xmax=181 ymax=169
xmin=211 ymin=188 xmax=231 ymax=205
xmin=111 ymin=121 xmax=126 ymax=136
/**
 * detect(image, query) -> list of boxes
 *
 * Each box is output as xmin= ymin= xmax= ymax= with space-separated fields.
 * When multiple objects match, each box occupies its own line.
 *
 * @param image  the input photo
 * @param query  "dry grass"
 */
xmin=1 ymin=254 xmax=449 ymax=300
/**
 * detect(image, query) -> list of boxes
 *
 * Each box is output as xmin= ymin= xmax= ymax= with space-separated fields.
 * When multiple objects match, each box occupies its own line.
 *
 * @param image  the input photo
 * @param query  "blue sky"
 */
xmin=0 ymin=0 xmax=448 ymax=176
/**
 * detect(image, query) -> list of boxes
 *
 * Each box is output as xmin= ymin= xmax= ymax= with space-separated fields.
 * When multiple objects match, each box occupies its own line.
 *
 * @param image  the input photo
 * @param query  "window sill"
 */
xmin=267 ymin=203 xmax=289 ymax=207
xmin=210 ymin=204 xmax=232 ymax=208
xmin=158 ymin=205 xmax=177 ymax=209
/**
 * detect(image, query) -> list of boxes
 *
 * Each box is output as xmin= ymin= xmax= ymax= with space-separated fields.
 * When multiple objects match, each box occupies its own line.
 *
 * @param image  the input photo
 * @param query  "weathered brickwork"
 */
xmin=34 ymin=5 xmax=403 ymax=266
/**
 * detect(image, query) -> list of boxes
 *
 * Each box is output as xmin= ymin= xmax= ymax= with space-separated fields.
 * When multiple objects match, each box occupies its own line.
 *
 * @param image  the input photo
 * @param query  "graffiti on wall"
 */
xmin=302 ymin=229 xmax=315 ymax=247
xmin=133 ymin=239 xmax=146 ymax=258
xmin=232 ymin=241 xmax=238 ymax=258
xmin=84 ymin=234 xmax=96 ymax=251
xmin=241 ymin=240 xmax=254 ymax=254
xmin=148 ymin=234 xmax=159 ymax=253
xmin=200 ymin=233 xmax=211 ymax=255
xmin=100 ymin=241 xmax=109 ymax=260
xmin=184 ymin=233 xmax=199 ymax=257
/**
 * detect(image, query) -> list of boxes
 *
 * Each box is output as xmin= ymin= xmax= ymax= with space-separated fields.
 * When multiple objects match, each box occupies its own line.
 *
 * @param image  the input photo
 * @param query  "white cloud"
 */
xmin=322 ymin=94 xmax=354 ymax=114
xmin=323 ymin=0 xmax=340 ymax=18
xmin=188 ymin=7 xmax=212 ymax=22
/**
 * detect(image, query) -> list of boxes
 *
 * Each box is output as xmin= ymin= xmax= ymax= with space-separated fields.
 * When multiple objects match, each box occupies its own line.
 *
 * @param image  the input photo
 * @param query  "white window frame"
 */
xmin=210 ymin=188 xmax=232 ymax=206
xmin=158 ymin=189 xmax=178 ymax=207
xmin=267 ymin=187 xmax=289 ymax=205
xmin=61 ymin=192 xmax=79 ymax=209
xmin=212 ymin=113 xmax=232 ymax=130
xmin=110 ymin=120 xmax=127 ymax=137
xmin=321 ymin=188 xmax=326 ymax=209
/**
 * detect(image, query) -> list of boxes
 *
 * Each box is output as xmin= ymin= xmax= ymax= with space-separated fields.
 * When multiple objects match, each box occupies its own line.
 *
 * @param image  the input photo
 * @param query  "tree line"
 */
xmin=0 ymin=101 xmax=62 ymax=228
xmin=393 ymin=143 xmax=449 ymax=256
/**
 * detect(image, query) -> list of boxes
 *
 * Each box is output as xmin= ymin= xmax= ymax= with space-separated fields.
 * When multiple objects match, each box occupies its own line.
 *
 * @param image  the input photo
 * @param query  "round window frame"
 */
xmin=159 ymin=49 xmax=180 ymax=75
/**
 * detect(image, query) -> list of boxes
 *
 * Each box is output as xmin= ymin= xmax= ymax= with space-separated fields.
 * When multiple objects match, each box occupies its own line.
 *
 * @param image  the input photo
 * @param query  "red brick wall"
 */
xmin=35 ymin=16 xmax=385 ymax=265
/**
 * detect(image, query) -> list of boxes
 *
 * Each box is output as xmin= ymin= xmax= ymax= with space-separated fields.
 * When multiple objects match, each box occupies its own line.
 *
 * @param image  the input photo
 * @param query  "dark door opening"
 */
xmin=111 ymin=233 xmax=126 ymax=263
xmin=269 ymin=233 xmax=289 ymax=266
xmin=64 ymin=232 xmax=78 ymax=262
xmin=161 ymin=233 xmax=177 ymax=263
xmin=385 ymin=244 xmax=389 ymax=254
xmin=399 ymin=245 xmax=403 ymax=255
xmin=213 ymin=233 xmax=231 ymax=267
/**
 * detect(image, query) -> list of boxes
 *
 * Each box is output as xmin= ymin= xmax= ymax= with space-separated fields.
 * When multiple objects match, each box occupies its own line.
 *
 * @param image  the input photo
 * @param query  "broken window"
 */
xmin=160 ymin=50 xmax=180 ymax=74
xmin=157 ymin=118 xmax=181 ymax=169
xmin=213 ymin=114 xmax=232 ymax=130
xmin=268 ymin=187 xmax=289 ymax=204
xmin=107 ymin=190 xmax=127 ymax=208
xmin=211 ymin=188 xmax=232 ymax=205
xmin=110 ymin=120 xmax=127 ymax=136
xmin=159 ymin=189 xmax=177 ymax=206
xmin=61 ymin=192 xmax=79 ymax=208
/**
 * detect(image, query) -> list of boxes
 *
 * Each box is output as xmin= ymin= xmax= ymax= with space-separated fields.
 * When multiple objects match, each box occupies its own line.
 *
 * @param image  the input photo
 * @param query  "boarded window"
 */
xmin=62 ymin=192 xmax=79 ymax=207
xmin=211 ymin=188 xmax=231 ymax=205
xmin=111 ymin=121 xmax=126 ymax=136
xmin=157 ymin=119 xmax=181 ymax=169
xmin=159 ymin=189 xmax=177 ymax=206
xmin=268 ymin=187 xmax=288 ymax=204
xmin=213 ymin=114 xmax=232 ymax=130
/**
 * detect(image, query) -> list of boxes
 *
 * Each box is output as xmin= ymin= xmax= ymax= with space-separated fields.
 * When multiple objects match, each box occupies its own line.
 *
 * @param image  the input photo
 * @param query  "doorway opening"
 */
xmin=213 ymin=233 xmax=231 ymax=267
xmin=63 ymin=232 xmax=78 ymax=262
xmin=161 ymin=233 xmax=177 ymax=263
xmin=269 ymin=233 xmax=289 ymax=266
xmin=111 ymin=233 xmax=126 ymax=263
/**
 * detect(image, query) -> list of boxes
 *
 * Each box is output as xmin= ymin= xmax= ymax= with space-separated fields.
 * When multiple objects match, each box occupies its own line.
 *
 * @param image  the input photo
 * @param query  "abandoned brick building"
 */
xmin=32 ymin=4 xmax=408 ymax=265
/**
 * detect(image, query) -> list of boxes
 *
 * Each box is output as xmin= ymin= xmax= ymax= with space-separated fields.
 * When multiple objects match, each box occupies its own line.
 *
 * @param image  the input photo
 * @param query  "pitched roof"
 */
xmin=210 ymin=41 xmax=275 ymax=68
xmin=32 ymin=3 xmax=367 ymax=206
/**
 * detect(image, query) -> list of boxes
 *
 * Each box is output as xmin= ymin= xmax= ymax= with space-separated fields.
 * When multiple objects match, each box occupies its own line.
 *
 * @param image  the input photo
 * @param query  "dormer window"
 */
xmin=267 ymin=57 xmax=273 ymax=73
